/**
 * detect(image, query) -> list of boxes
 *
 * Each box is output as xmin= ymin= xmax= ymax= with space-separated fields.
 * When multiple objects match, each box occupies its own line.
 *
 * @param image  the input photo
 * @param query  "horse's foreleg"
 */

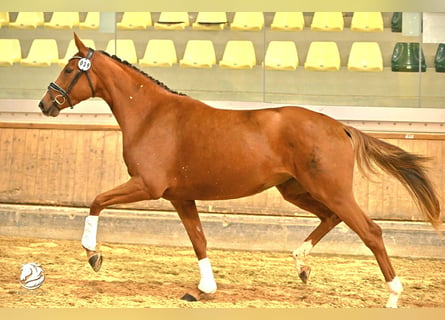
xmin=276 ymin=181 xmax=341 ymax=283
xmin=171 ymin=200 xmax=217 ymax=301
xmin=82 ymin=177 xmax=150 ymax=271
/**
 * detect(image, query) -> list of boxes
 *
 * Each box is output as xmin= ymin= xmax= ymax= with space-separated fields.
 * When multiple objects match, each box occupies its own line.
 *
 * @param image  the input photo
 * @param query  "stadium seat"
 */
xmin=44 ymin=12 xmax=80 ymax=29
xmin=139 ymin=40 xmax=177 ymax=67
xmin=347 ymin=42 xmax=383 ymax=72
xmin=154 ymin=12 xmax=189 ymax=30
xmin=304 ymin=42 xmax=340 ymax=71
xmin=219 ymin=41 xmax=256 ymax=69
xmin=391 ymin=12 xmax=402 ymax=32
xmin=9 ymin=12 xmax=44 ymax=29
xmin=117 ymin=12 xmax=152 ymax=30
xmin=180 ymin=40 xmax=216 ymax=68
xmin=59 ymin=39 xmax=96 ymax=66
xmin=21 ymin=39 xmax=59 ymax=67
xmin=391 ymin=42 xmax=426 ymax=72
xmin=310 ymin=12 xmax=344 ymax=31
xmin=106 ymin=39 xmax=138 ymax=65
xmin=350 ymin=12 xmax=383 ymax=32
xmin=79 ymin=12 xmax=99 ymax=30
xmin=0 ymin=39 xmax=21 ymax=66
xmin=230 ymin=12 xmax=264 ymax=31
xmin=264 ymin=41 xmax=299 ymax=70
xmin=270 ymin=12 xmax=304 ymax=31
xmin=192 ymin=12 xmax=227 ymax=30
xmin=0 ymin=12 xmax=10 ymax=27
xmin=435 ymin=43 xmax=445 ymax=72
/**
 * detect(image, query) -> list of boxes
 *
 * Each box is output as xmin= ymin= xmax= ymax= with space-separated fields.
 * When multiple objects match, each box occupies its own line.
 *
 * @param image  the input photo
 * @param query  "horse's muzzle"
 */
xmin=38 ymin=100 xmax=60 ymax=117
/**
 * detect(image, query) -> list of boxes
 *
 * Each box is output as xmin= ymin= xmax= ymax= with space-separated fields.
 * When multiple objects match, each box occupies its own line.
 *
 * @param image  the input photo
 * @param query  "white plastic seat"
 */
xmin=117 ymin=12 xmax=152 ymax=30
xmin=9 ymin=12 xmax=44 ymax=29
xmin=44 ymin=12 xmax=79 ymax=29
xmin=0 ymin=39 xmax=21 ymax=66
xmin=192 ymin=12 xmax=227 ymax=30
xmin=139 ymin=40 xmax=177 ymax=67
xmin=304 ymin=42 xmax=340 ymax=71
xmin=219 ymin=41 xmax=256 ymax=69
xmin=180 ymin=40 xmax=216 ymax=68
xmin=265 ymin=41 xmax=299 ymax=70
xmin=79 ymin=12 xmax=99 ymax=30
xmin=106 ymin=39 xmax=138 ymax=65
xmin=347 ymin=42 xmax=383 ymax=72
xmin=271 ymin=12 xmax=304 ymax=31
xmin=154 ymin=12 xmax=189 ymax=30
xmin=310 ymin=12 xmax=344 ymax=31
xmin=21 ymin=39 xmax=59 ymax=67
xmin=59 ymin=39 xmax=96 ymax=66
xmin=230 ymin=12 xmax=264 ymax=31
xmin=351 ymin=12 xmax=384 ymax=32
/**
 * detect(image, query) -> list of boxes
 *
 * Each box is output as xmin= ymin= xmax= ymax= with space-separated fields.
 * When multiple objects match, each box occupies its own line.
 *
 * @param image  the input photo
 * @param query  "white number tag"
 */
xmin=78 ymin=58 xmax=91 ymax=71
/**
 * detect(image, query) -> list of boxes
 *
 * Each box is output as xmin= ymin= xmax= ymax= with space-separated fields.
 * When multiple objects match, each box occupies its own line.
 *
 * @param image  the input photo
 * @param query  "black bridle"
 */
xmin=46 ymin=48 xmax=95 ymax=114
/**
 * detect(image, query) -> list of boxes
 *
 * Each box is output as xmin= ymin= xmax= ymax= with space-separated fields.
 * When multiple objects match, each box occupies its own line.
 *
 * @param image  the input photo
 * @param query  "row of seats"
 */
xmin=1 ymin=38 xmax=444 ymax=72
xmin=0 ymin=12 xmax=387 ymax=32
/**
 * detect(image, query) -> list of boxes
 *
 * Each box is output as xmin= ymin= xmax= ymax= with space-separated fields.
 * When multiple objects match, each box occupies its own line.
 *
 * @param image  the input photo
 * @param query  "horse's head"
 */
xmin=39 ymin=33 xmax=96 ymax=117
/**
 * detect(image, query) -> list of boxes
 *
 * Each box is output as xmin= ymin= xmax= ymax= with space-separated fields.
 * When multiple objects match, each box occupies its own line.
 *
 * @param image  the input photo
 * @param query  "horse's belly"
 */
xmin=162 ymin=171 xmax=291 ymax=201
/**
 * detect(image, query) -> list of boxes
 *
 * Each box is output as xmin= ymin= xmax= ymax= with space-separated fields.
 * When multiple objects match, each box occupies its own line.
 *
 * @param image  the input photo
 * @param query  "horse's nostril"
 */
xmin=38 ymin=101 xmax=44 ymax=111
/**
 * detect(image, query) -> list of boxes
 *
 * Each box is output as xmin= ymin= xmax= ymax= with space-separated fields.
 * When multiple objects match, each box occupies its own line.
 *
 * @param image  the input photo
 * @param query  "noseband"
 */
xmin=46 ymin=48 xmax=95 ymax=114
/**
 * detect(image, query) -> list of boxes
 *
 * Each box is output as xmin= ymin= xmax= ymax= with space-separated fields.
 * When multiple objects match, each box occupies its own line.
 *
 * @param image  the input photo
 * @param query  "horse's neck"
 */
xmin=96 ymin=65 xmax=165 ymax=134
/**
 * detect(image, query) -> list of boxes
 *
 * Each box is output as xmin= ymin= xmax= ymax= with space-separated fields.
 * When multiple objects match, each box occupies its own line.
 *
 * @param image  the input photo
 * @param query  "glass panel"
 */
xmin=0 ymin=11 xmax=443 ymax=110
xmin=263 ymin=12 xmax=431 ymax=108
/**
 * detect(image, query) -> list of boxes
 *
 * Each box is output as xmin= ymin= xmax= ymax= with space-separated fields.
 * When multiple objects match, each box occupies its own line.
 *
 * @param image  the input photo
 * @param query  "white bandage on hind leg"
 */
xmin=293 ymin=240 xmax=313 ymax=269
xmin=197 ymin=258 xmax=217 ymax=294
xmin=81 ymin=215 xmax=99 ymax=251
xmin=386 ymin=276 xmax=403 ymax=308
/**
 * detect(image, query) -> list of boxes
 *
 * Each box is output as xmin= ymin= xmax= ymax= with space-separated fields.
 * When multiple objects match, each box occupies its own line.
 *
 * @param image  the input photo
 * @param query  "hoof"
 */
xmin=298 ymin=265 xmax=311 ymax=284
xmin=86 ymin=251 xmax=103 ymax=272
xmin=181 ymin=293 xmax=198 ymax=302
xmin=180 ymin=287 xmax=210 ymax=302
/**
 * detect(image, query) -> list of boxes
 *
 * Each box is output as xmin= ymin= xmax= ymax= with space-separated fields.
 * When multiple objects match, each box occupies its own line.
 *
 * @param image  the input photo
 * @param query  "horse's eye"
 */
xmin=65 ymin=67 xmax=74 ymax=74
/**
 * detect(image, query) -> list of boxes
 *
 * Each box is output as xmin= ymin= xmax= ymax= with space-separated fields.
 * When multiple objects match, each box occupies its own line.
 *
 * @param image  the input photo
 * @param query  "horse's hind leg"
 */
xmin=171 ymin=200 xmax=217 ymax=301
xmin=323 ymin=196 xmax=403 ymax=307
xmin=276 ymin=179 xmax=341 ymax=283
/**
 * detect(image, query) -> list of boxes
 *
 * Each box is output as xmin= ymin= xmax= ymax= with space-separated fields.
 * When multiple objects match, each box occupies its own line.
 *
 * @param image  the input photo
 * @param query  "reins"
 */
xmin=46 ymin=48 xmax=95 ymax=114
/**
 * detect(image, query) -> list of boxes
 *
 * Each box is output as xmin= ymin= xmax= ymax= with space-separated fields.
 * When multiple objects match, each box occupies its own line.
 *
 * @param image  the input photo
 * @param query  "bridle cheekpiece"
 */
xmin=46 ymin=48 xmax=95 ymax=113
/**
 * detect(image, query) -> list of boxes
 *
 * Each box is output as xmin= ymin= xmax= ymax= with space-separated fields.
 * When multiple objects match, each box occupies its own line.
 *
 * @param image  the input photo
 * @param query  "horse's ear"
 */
xmin=73 ymin=32 xmax=88 ymax=55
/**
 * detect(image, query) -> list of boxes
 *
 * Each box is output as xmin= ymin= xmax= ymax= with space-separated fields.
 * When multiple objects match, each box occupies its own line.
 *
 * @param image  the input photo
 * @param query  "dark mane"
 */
xmin=98 ymin=50 xmax=186 ymax=96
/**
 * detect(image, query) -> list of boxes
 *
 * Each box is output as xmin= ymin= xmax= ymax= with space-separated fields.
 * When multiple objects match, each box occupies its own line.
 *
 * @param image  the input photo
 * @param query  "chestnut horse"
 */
xmin=39 ymin=34 xmax=442 ymax=307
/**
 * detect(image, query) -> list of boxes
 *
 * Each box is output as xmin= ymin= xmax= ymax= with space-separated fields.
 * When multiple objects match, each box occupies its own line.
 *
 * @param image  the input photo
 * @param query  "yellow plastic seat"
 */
xmin=79 ymin=12 xmax=99 ymax=30
xmin=0 ymin=39 xmax=21 ymax=66
xmin=139 ymin=40 xmax=177 ymax=67
xmin=271 ymin=12 xmax=304 ymax=31
xmin=192 ymin=12 xmax=227 ymax=30
xmin=304 ymin=42 xmax=340 ymax=71
xmin=351 ymin=12 xmax=383 ymax=32
xmin=117 ymin=12 xmax=152 ymax=30
xmin=230 ymin=12 xmax=264 ymax=31
xmin=265 ymin=41 xmax=299 ymax=71
xmin=9 ymin=12 xmax=44 ymax=29
xmin=59 ymin=39 xmax=96 ymax=66
xmin=348 ymin=42 xmax=383 ymax=72
xmin=180 ymin=40 xmax=216 ymax=68
xmin=21 ymin=39 xmax=59 ymax=67
xmin=44 ymin=12 xmax=79 ymax=29
xmin=310 ymin=12 xmax=344 ymax=31
xmin=219 ymin=41 xmax=256 ymax=69
xmin=0 ymin=12 xmax=10 ymax=28
xmin=154 ymin=12 xmax=189 ymax=30
xmin=106 ymin=39 xmax=138 ymax=64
